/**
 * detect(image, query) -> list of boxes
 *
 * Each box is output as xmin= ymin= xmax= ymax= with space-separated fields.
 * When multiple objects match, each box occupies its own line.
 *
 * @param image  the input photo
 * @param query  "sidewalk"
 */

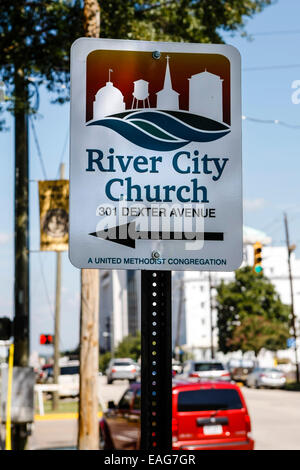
xmin=28 ymin=415 xmax=78 ymax=450
xmin=28 ymin=411 xmax=102 ymax=450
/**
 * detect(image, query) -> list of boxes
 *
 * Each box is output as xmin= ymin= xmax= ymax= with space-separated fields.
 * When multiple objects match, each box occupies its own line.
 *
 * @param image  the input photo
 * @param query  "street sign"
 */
xmin=39 ymin=180 xmax=69 ymax=251
xmin=287 ymin=337 xmax=296 ymax=348
xmin=69 ymin=38 xmax=242 ymax=271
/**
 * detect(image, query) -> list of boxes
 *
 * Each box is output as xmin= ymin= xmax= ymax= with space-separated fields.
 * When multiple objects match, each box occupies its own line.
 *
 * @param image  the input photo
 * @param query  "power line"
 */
xmin=38 ymin=252 xmax=66 ymax=351
xmin=242 ymin=115 xmax=300 ymax=130
xmin=248 ymin=29 xmax=300 ymax=37
xmin=225 ymin=29 xmax=300 ymax=37
xmin=56 ymin=129 xmax=69 ymax=179
xmin=243 ymin=64 xmax=300 ymax=72
xmin=29 ymin=115 xmax=48 ymax=180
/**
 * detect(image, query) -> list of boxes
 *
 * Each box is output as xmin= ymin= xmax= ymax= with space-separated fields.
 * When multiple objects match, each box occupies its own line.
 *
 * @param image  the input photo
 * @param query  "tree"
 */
xmin=99 ymin=333 xmax=142 ymax=373
xmin=0 ymin=0 xmax=84 ymax=450
xmin=0 ymin=1 xmax=83 ymax=111
xmin=0 ymin=0 xmax=275 ymax=110
xmin=115 ymin=332 xmax=141 ymax=362
xmin=216 ymin=266 xmax=290 ymax=357
xmin=99 ymin=1 xmax=274 ymax=43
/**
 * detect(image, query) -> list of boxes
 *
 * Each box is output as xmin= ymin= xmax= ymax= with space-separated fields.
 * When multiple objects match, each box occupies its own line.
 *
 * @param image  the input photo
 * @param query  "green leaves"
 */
xmin=0 ymin=0 xmax=274 ymax=113
xmin=216 ymin=266 xmax=290 ymax=356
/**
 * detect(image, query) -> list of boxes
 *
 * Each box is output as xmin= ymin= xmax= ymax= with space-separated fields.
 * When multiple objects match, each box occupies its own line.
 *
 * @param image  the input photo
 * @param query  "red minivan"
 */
xmin=100 ymin=379 xmax=254 ymax=450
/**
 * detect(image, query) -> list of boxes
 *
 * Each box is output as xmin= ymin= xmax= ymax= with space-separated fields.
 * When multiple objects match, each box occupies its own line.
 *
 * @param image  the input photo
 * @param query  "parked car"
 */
xmin=41 ymin=361 xmax=80 ymax=397
xmin=182 ymin=360 xmax=231 ymax=382
xmin=99 ymin=380 xmax=254 ymax=450
xmin=246 ymin=367 xmax=286 ymax=389
xmin=172 ymin=360 xmax=183 ymax=375
xmin=231 ymin=366 xmax=255 ymax=384
xmin=106 ymin=358 xmax=140 ymax=384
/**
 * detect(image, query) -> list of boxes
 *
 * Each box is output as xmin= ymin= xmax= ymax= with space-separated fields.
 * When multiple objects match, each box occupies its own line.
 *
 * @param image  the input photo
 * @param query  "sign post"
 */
xmin=69 ymin=38 xmax=242 ymax=450
xmin=141 ymin=270 xmax=172 ymax=450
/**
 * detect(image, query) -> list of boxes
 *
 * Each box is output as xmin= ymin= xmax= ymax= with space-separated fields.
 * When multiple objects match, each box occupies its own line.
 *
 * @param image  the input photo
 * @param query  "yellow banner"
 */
xmin=39 ymin=180 xmax=69 ymax=251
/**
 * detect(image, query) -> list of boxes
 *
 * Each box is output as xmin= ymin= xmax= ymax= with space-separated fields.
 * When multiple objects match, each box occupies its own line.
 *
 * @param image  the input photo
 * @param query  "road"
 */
xmin=242 ymin=386 xmax=300 ymax=450
xmin=27 ymin=379 xmax=300 ymax=450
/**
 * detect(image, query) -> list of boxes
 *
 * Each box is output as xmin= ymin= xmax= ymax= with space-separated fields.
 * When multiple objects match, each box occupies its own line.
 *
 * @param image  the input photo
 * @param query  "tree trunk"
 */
xmin=78 ymin=269 xmax=99 ymax=450
xmin=77 ymin=0 xmax=100 ymax=450
xmin=83 ymin=0 xmax=100 ymax=37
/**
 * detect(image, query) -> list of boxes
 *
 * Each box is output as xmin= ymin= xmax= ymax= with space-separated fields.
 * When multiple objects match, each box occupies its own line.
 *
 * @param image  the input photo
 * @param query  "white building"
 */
xmin=156 ymin=56 xmax=179 ymax=110
xmin=93 ymin=71 xmax=126 ymax=120
xmin=99 ymin=270 xmax=140 ymax=352
xmin=188 ymin=70 xmax=223 ymax=122
xmin=99 ymin=270 xmax=130 ymax=352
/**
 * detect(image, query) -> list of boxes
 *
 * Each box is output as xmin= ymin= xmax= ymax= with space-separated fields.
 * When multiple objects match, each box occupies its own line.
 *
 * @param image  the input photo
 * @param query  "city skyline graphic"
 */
xmin=85 ymin=50 xmax=231 ymax=151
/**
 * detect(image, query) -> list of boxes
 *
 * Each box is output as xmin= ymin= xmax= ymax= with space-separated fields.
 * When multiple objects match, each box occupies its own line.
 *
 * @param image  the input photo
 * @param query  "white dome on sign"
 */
xmin=93 ymin=74 xmax=126 ymax=119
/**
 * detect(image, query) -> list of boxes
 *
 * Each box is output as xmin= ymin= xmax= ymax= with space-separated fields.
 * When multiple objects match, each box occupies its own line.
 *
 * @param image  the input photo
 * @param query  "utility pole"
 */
xmin=77 ymin=0 xmax=100 ymax=450
xmin=52 ymin=163 xmax=65 ymax=410
xmin=13 ymin=67 xmax=30 ymax=450
xmin=208 ymin=273 xmax=215 ymax=359
xmin=174 ymin=279 xmax=184 ymax=361
xmin=284 ymin=212 xmax=300 ymax=383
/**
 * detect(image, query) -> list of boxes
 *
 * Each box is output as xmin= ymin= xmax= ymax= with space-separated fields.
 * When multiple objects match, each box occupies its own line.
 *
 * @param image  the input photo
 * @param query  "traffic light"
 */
xmin=0 ymin=317 xmax=12 ymax=340
xmin=253 ymin=241 xmax=263 ymax=273
xmin=40 ymin=334 xmax=54 ymax=345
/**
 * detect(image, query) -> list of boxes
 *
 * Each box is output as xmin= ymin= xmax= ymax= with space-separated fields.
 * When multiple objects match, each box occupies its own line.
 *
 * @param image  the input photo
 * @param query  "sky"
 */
xmin=0 ymin=0 xmax=300 ymax=356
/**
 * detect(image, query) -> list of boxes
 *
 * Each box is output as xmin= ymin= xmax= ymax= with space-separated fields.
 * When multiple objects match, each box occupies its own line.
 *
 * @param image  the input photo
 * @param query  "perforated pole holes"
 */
xmin=141 ymin=270 xmax=172 ymax=450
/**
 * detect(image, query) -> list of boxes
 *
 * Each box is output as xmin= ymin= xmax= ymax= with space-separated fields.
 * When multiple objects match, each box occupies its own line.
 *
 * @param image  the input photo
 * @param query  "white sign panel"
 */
xmin=69 ymin=38 xmax=242 ymax=271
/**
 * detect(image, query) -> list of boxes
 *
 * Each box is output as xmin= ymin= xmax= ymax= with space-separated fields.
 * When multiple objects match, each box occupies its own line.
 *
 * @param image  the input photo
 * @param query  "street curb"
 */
xmin=34 ymin=411 xmax=103 ymax=421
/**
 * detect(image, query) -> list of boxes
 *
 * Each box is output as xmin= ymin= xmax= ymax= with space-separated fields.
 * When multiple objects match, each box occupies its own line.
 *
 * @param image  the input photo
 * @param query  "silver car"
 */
xmin=182 ymin=360 xmax=231 ymax=382
xmin=106 ymin=358 xmax=140 ymax=384
xmin=246 ymin=367 xmax=286 ymax=389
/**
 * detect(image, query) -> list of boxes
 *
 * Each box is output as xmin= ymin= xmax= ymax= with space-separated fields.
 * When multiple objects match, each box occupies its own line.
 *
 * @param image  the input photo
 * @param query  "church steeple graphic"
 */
xmin=156 ymin=55 xmax=179 ymax=110
xmin=163 ymin=56 xmax=172 ymax=89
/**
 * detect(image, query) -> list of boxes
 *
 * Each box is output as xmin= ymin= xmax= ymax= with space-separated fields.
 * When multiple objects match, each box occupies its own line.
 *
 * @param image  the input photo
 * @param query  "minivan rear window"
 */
xmin=177 ymin=389 xmax=243 ymax=412
xmin=60 ymin=366 xmax=79 ymax=375
xmin=113 ymin=362 xmax=132 ymax=367
xmin=194 ymin=363 xmax=224 ymax=371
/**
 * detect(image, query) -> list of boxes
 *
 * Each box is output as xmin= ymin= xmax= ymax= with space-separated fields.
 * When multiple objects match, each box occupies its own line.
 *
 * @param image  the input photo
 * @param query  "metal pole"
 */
xmin=174 ymin=279 xmax=184 ymax=361
xmin=13 ymin=68 xmax=29 ymax=450
xmin=284 ymin=212 xmax=300 ymax=382
xmin=141 ymin=270 xmax=172 ymax=451
xmin=52 ymin=163 xmax=64 ymax=410
xmin=5 ymin=343 xmax=14 ymax=451
xmin=208 ymin=273 xmax=215 ymax=359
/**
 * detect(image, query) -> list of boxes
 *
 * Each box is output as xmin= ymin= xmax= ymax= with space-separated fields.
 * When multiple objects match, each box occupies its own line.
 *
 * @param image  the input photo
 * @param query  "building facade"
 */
xmin=188 ymin=70 xmax=223 ymax=122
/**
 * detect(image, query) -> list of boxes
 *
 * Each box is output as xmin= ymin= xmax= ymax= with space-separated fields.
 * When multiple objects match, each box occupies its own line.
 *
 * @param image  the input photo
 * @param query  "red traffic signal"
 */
xmin=40 ymin=334 xmax=54 ymax=345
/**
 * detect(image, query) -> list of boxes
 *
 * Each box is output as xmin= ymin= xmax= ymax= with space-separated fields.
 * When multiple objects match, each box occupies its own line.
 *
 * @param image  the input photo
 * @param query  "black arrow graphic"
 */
xmin=89 ymin=222 xmax=224 ymax=249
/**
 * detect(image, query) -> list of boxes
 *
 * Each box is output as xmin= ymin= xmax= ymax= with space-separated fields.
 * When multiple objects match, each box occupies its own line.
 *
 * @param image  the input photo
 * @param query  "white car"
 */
xmin=182 ymin=360 xmax=231 ymax=382
xmin=106 ymin=358 xmax=140 ymax=384
xmin=58 ymin=364 xmax=80 ymax=397
xmin=45 ymin=362 xmax=80 ymax=397
xmin=246 ymin=367 xmax=286 ymax=389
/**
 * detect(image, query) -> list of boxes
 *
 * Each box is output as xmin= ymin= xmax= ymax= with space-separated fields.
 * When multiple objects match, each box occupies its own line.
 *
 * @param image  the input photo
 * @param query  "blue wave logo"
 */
xmin=87 ymin=110 xmax=230 ymax=151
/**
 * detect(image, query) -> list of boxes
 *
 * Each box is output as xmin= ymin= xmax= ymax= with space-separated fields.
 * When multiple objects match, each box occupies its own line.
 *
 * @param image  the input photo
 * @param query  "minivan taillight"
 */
xmin=245 ymin=414 xmax=251 ymax=434
xmin=172 ymin=418 xmax=179 ymax=442
xmin=111 ymin=368 xmax=116 ymax=373
xmin=189 ymin=372 xmax=199 ymax=378
xmin=131 ymin=368 xmax=136 ymax=373
xmin=221 ymin=372 xmax=230 ymax=377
